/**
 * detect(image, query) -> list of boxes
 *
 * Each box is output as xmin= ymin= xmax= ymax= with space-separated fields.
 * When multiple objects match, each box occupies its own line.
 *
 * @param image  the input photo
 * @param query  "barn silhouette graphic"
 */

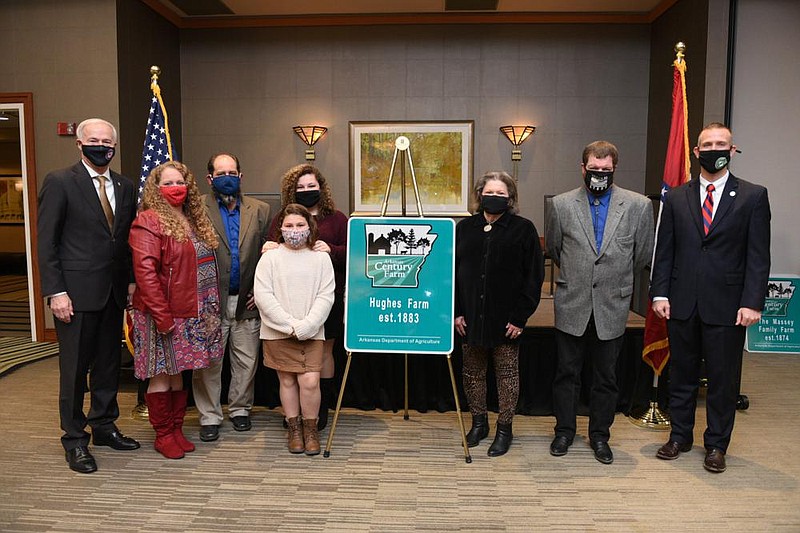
xmin=364 ymin=223 xmax=437 ymax=287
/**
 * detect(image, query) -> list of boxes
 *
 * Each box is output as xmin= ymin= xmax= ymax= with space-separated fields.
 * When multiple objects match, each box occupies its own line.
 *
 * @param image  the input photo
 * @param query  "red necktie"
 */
xmin=702 ymin=183 xmax=715 ymax=235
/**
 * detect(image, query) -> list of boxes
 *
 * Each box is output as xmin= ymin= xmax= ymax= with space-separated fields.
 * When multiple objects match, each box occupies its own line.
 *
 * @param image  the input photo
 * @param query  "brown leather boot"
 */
xmin=286 ymin=416 xmax=305 ymax=454
xmin=303 ymin=418 xmax=320 ymax=456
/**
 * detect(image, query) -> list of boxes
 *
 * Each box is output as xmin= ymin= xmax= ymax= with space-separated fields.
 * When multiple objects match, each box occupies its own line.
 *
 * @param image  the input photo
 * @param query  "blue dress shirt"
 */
xmin=218 ymin=198 xmax=241 ymax=294
xmin=586 ymin=188 xmax=612 ymax=252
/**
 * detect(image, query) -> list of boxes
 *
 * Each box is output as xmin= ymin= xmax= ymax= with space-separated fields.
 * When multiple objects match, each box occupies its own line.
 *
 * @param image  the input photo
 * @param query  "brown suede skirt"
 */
xmin=262 ymin=338 xmax=324 ymax=373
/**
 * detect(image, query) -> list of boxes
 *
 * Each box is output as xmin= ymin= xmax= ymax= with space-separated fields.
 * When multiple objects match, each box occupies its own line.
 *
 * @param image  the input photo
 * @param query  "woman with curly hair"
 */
xmin=265 ymin=164 xmax=347 ymax=430
xmin=129 ymin=161 xmax=223 ymax=459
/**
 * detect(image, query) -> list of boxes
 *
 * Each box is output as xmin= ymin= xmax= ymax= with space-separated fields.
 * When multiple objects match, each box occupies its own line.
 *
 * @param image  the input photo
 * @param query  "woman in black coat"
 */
xmin=455 ymin=171 xmax=544 ymax=456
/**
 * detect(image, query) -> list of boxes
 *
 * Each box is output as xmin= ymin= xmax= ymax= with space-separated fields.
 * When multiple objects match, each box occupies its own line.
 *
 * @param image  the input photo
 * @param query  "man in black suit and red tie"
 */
xmin=38 ymin=118 xmax=140 ymax=473
xmin=650 ymin=122 xmax=771 ymax=473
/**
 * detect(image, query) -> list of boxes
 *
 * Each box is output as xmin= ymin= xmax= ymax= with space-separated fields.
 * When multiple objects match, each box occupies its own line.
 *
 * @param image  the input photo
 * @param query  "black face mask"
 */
xmin=584 ymin=170 xmax=614 ymax=196
xmin=697 ymin=149 xmax=731 ymax=174
xmin=480 ymin=194 xmax=509 ymax=214
xmin=295 ymin=189 xmax=321 ymax=208
xmin=82 ymin=144 xmax=115 ymax=167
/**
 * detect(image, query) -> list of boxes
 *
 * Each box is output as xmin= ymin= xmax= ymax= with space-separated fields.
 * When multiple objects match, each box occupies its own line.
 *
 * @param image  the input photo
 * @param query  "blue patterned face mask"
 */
xmin=211 ymin=174 xmax=241 ymax=196
xmin=281 ymin=228 xmax=310 ymax=249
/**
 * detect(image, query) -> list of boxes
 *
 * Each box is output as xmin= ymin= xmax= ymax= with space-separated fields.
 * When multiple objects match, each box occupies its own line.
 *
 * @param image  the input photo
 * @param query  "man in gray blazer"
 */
xmin=192 ymin=152 xmax=271 ymax=442
xmin=546 ymin=140 xmax=654 ymax=464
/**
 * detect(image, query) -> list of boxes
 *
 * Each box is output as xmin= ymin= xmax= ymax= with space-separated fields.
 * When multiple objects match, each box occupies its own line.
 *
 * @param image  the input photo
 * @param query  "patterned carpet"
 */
xmin=0 ymin=275 xmax=30 ymax=337
xmin=0 ymin=336 xmax=58 ymax=376
xmin=0 ymin=354 xmax=799 ymax=531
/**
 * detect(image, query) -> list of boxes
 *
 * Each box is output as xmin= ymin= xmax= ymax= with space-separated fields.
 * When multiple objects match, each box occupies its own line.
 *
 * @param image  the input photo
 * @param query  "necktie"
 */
xmin=702 ymin=183 xmax=715 ymax=235
xmin=96 ymin=175 xmax=114 ymax=230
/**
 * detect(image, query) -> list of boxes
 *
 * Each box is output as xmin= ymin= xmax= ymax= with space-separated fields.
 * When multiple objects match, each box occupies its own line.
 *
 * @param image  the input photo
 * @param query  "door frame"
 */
xmin=0 ymin=93 xmax=49 ymax=341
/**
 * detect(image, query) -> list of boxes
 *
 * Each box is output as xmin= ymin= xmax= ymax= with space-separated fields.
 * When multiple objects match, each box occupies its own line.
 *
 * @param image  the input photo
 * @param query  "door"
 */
xmin=0 ymin=94 xmax=45 ymax=341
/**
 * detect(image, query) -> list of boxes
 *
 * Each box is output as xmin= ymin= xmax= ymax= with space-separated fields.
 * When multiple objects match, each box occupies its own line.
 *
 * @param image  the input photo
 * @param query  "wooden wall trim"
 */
xmin=179 ymin=12 xmax=649 ymax=29
xmin=0 ymin=93 xmax=40 ymax=341
xmin=647 ymin=0 xmax=682 ymax=22
xmin=142 ymin=0 xmax=682 ymax=28
xmin=139 ymin=0 xmax=182 ymax=27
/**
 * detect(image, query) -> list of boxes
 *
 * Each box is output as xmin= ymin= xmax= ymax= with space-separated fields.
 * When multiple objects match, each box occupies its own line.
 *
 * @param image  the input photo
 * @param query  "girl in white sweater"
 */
xmin=254 ymin=204 xmax=334 ymax=455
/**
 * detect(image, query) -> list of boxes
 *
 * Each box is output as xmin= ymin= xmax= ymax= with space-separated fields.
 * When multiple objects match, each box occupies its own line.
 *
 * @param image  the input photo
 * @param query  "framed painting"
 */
xmin=349 ymin=121 xmax=473 ymax=216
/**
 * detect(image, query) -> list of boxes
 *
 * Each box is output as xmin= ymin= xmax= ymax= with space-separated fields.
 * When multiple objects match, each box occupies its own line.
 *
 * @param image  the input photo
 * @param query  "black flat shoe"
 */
xmin=93 ymin=429 xmax=140 ymax=451
xmin=199 ymin=424 xmax=220 ymax=442
xmin=66 ymin=446 xmax=97 ymax=474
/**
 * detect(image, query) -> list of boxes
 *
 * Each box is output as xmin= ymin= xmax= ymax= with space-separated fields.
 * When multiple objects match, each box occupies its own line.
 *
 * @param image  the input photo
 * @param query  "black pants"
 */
xmin=553 ymin=321 xmax=623 ymax=443
xmin=667 ymin=310 xmax=745 ymax=452
xmin=54 ymin=295 xmax=123 ymax=451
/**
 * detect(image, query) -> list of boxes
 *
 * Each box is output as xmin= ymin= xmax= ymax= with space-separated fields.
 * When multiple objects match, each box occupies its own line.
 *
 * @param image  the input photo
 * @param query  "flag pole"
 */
xmin=131 ymin=64 xmax=168 ymax=421
xmin=629 ymin=42 xmax=688 ymax=430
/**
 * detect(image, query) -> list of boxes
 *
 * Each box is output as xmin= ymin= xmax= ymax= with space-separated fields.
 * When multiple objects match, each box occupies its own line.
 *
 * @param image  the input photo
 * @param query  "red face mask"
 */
xmin=160 ymin=185 xmax=188 ymax=206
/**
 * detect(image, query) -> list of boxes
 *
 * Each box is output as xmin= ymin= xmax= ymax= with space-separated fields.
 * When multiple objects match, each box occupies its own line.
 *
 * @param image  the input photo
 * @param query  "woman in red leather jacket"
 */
xmin=129 ymin=161 xmax=222 ymax=459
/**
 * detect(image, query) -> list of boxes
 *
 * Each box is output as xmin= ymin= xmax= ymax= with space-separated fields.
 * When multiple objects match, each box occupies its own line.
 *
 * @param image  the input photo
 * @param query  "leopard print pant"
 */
xmin=462 ymin=343 xmax=520 ymax=424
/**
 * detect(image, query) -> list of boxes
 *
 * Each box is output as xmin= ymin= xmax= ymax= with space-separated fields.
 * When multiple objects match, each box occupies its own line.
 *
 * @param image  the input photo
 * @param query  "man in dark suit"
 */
xmin=38 ymin=118 xmax=140 ymax=474
xmin=192 ymin=152 xmax=270 ymax=442
xmin=651 ymin=122 xmax=771 ymax=473
xmin=547 ymin=140 xmax=654 ymax=465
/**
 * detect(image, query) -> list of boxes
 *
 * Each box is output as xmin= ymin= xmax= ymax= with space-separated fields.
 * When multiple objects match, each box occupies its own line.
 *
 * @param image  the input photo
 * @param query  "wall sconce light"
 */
xmin=499 ymin=125 xmax=536 ymax=179
xmin=293 ymin=125 xmax=328 ymax=161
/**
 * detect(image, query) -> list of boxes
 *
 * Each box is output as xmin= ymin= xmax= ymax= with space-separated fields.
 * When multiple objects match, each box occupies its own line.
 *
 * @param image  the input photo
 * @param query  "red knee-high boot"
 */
xmin=145 ymin=391 xmax=184 ymax=459
xmin=170 ymin=390 xmax=195 ymax=452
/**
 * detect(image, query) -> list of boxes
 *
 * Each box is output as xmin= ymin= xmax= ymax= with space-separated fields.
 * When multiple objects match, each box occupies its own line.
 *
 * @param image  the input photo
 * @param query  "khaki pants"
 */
xmin=193 ymin=295 xmax=261 ymax=425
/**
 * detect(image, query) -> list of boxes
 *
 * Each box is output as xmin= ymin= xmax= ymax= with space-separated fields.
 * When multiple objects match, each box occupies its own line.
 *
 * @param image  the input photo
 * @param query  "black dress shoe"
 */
xmin=703 ymin=448 xmax=727 ymax=473
xmin=199 ymin=424 xmax=220 ymax=442
xmin=591 ymin=441 xmax=614 ymax=464
xmin=231 ymin=416 xmax=252 ymax=432
xmin=66 ymin=446 xmax=97 ymax=474
xmin=549 ymin=436 xmax=572 ymax=456
xmin=93 ymin=429 xmax=140 ymax=450
xmin=656 ymin=440 xmax=692 ymax=460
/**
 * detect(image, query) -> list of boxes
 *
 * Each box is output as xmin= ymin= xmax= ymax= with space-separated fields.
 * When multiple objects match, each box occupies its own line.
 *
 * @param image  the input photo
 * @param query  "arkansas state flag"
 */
xmin=642 ymin=54 xmax=690 ymax=375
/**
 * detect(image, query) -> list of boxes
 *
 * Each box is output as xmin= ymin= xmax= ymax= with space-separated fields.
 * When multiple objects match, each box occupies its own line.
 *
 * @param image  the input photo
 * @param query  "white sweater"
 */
xmin=254 ymin=245 xmax=335 ymax=341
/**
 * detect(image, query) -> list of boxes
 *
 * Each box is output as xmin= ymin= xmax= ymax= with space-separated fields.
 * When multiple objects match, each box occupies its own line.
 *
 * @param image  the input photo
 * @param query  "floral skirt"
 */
xmin=133 ymin=237 xmax=223 ymax=379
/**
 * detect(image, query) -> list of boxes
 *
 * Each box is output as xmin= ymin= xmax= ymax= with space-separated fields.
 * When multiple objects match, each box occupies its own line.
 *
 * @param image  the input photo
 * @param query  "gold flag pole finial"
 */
xmin=674 ymin=42 xmax=686 ymax=62
xmin=150 ymin=65 xmax=161 ymax=83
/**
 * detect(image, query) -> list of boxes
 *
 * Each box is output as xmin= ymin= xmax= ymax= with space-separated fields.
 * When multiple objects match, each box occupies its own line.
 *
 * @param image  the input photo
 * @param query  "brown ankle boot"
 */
xmin=302 ymin=418 xmax=320 ymax=456
xmin=286 ymin=416 xmax=305 ymax=454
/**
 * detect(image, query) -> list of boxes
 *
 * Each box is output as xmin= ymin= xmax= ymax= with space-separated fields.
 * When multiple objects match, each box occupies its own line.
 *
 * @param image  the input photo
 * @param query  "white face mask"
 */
xmin=282 ymin=228 xmax=310 ymax=248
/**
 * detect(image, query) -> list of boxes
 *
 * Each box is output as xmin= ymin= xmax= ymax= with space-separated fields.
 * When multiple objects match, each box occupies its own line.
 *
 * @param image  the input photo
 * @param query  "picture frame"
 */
xmin=0 ymin=177 xmax=24 ymax=224
xmin=349 ymin=121 xmax=474 ymax=216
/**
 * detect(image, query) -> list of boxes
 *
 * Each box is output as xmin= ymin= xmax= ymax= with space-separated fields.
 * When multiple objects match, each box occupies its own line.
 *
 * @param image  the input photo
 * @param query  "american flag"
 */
xmin=138 ymin=79 xmax=175 ymax=201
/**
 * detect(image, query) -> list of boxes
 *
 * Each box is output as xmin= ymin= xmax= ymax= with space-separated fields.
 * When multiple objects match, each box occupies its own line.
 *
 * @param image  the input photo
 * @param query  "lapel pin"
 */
xmin=730 ymin=191 xmax=736 ymax=197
